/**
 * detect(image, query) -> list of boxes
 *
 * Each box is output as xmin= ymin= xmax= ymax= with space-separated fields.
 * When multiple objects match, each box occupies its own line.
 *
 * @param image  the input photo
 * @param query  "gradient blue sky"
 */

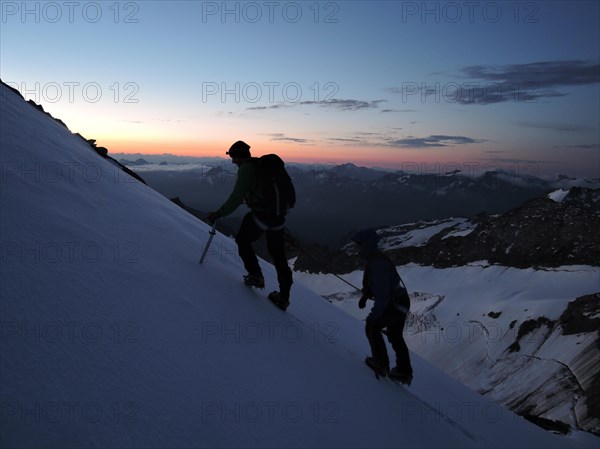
xmin=2 ymin=1 xmax=599 ymax=177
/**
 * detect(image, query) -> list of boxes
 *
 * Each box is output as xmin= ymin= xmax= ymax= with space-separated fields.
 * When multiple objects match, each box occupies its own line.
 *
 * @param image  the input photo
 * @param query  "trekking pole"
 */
xmin=199 ymin=221 xmax=217 ymax=264
xmin=331 ymin=273 xmax=362 ymax=293
xmin=283 ymin=228 xmax=362 ymax=293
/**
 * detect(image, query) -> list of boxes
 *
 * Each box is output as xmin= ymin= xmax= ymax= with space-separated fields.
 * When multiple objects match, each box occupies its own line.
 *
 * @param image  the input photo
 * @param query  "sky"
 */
xmin=1 ymin=0 xmax=599 ymax=177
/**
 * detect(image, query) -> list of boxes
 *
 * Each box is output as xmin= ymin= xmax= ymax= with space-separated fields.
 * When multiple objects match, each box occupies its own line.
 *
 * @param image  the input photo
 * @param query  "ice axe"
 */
xmin=199 ymin=221 xmax=217 ymax=264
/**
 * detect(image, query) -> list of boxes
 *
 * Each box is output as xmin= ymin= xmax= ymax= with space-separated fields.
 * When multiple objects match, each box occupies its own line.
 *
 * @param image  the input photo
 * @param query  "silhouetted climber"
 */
xmin=352 ymin=228 xmax=413 ymax=384
xmin=208 ymin=141 xmax=294 ymax=310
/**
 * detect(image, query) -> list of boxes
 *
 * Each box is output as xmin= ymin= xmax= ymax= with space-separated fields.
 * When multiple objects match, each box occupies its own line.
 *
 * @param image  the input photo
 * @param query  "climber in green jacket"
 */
xmin=208 ymin=141 xmax=293 ymax=310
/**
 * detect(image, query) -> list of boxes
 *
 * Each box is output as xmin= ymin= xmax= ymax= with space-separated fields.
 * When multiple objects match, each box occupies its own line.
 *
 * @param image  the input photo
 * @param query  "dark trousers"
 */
xmin=365 ymin=305 xmax=412 ymax=373
xmin=235 ymin=212 xmax=293 ymax=294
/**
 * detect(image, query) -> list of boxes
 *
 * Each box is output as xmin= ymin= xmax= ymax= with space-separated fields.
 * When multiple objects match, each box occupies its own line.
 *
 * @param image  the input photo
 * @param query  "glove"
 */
xmin=207 ymin=212 xmax=221 ymax=224
xmin=358 ymin=295 xmax=368 ymax=309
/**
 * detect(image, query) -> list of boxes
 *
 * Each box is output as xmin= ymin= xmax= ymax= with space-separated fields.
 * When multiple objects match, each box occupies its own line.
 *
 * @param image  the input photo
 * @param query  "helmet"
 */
xmin=226 ymin=141 xmax=251 ymax=158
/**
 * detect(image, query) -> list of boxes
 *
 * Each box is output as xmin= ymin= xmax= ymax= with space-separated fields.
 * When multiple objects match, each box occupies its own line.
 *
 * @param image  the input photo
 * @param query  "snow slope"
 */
xmin=0 ymin=83 xmax=596 ymax=448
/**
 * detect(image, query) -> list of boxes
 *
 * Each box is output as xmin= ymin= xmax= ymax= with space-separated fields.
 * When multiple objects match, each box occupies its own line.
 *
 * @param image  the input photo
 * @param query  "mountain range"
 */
xmin=293 ymin=186 xmax=600 ymax=272
xmin=122 ymin=157 xmax=599 ymax=247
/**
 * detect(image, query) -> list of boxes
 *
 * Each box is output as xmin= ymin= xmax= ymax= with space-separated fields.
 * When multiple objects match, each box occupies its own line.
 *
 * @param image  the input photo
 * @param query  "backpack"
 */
xmin=252 ymin=154 xmax=296 ymax=216
xmin=364 ymin=252 xmax=410 ymax=315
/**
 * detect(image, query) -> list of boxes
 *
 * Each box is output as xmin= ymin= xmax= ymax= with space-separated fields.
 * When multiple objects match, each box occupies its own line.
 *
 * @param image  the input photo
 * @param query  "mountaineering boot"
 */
xmin=389 ymin=367 xmax=413 ymax=385
xmin=244 ymin=273 xmax=265 ymax=289
xmin=365 ymin=357 xmax=389 ymax=379
xmin=267 ymin=291 xmax=290 ymax=311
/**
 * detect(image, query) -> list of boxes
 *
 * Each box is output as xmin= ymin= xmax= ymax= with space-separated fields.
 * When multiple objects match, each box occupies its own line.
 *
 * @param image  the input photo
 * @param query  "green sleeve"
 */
xmin=216 ymin=162 xmax=255 ymax=217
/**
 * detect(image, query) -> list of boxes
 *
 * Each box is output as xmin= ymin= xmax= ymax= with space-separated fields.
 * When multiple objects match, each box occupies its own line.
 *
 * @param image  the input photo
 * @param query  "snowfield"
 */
xmin=377 ymin=218 xmax=474 ymax=250
xmin=1 ymin=82 xmax=598 ymax=448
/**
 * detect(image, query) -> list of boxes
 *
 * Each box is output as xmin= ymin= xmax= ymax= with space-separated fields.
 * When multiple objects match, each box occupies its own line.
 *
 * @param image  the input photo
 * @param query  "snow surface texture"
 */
xmin=1 ymin=83 xmax=597 ymax=448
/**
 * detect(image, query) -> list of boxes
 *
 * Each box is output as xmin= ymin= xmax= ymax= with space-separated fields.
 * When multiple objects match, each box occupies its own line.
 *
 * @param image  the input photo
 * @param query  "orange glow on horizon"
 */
xmin=99 ymin=137 xmax=491 ymax=171
xmin=103 ymin=140 xmax=399 ymax=167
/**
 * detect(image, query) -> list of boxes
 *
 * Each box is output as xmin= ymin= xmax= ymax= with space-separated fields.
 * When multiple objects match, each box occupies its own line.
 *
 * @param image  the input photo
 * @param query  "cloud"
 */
xmin=323 ymin=129 xmax=410 ymax=147
xmin=327 ymin=137 xmax=363 ymax=143
xmin=389 ymin=135 xmax=484 ymax=148
xmin=515 ymin=121 xmax=592 ymax=132
xmin=299 ymin=99 xmax=386 ymax=111
xmin=246 ymin=99 xmax=386 ymax=112
xmin=388 ymin=60 xmax=599 ymax=105
xmin=381 ymin=108 xmax=417 ymax=113
xmin=462 ymin=60 xmax=599 ymax=86
xmin=563 ymin=143 xmax=600 ymax=150
xmin=267 ymin=133 xmax=310 ymax=144
xmin=216 ymin=111 xmax=246 ymax=117
xmin=458 ymin=60 xmax=600 ymax=104
xmin=246 ymin=104 xmax=290 ymax=111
